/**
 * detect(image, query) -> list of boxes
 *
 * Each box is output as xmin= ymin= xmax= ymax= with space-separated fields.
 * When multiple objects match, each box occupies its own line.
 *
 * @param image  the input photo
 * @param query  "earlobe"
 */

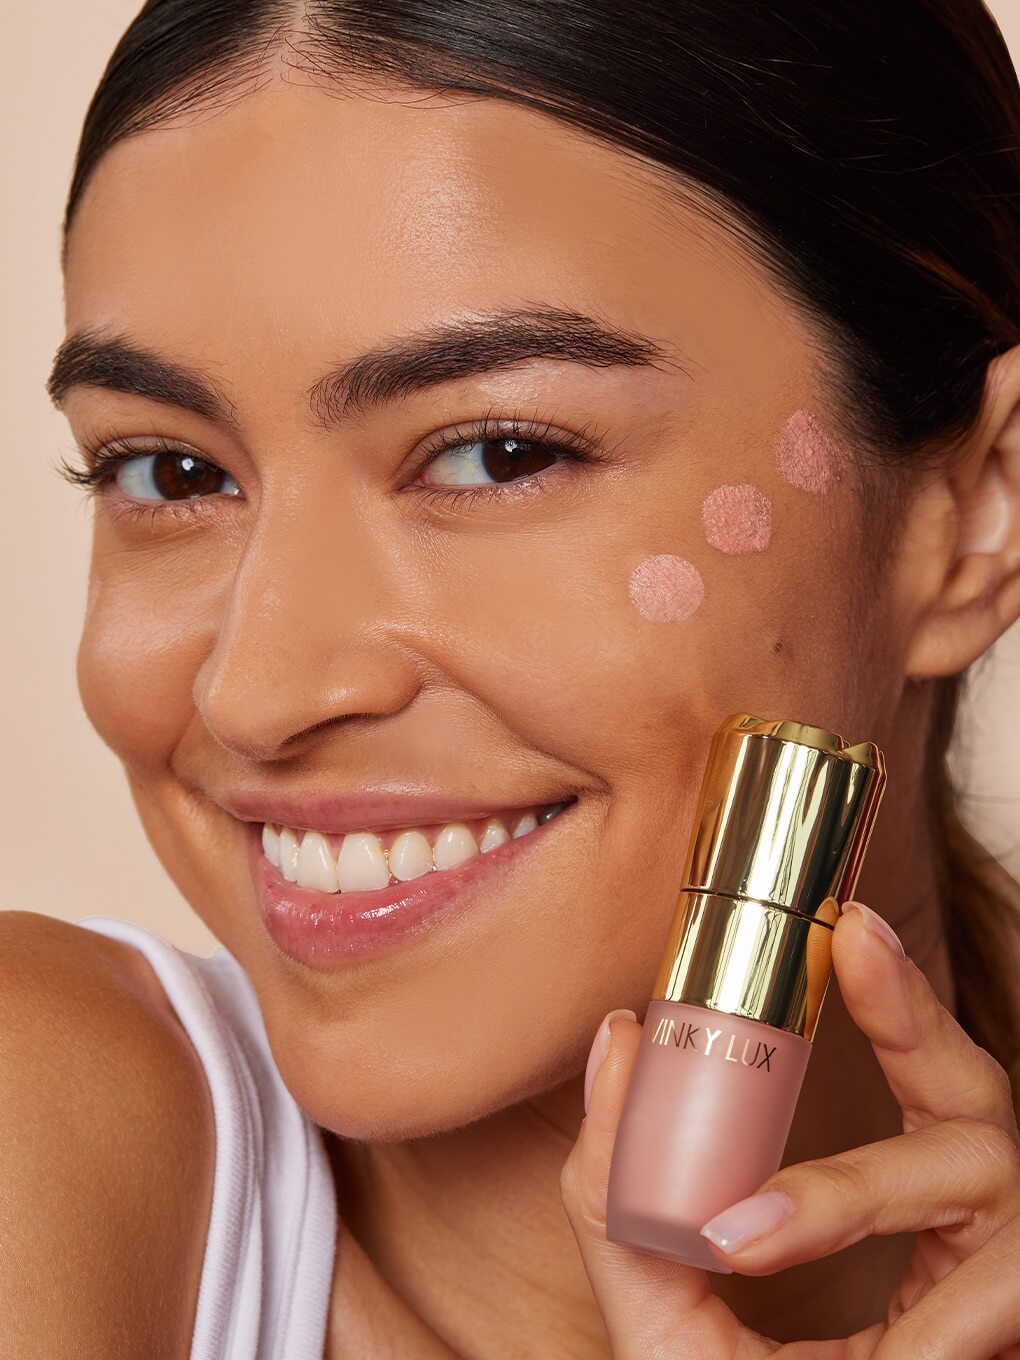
xmin=903 ymin=344 xmax=1020 ymax=680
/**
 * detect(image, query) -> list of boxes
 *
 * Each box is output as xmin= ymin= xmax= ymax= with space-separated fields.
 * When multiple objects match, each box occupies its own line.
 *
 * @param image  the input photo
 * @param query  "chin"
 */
xmin=285 ymin=1071 xmax=524 ymax=1143
xmin=264 ymin=1014 xmax=587 ymax=1144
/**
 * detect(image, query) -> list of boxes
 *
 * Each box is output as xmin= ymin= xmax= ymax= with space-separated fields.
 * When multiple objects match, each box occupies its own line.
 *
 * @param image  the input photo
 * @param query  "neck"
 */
xmin=324 ymin=696 xmax=953 ymax=1353
xmin=325 ymin=1078 xmax=611 ymax=1356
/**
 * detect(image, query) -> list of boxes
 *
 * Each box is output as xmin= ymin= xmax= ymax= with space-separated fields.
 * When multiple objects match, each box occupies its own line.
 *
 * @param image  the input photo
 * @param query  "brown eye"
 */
xmin=422 ymin=437 xmax=561 ymax=487
xmin=115 ymin=450 xmax=240 ymax=501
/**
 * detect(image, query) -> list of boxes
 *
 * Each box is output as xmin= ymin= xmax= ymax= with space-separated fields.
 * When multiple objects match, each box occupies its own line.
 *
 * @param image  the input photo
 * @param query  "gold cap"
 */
xmin=651 ymin=714 xmax=886 ymax=1040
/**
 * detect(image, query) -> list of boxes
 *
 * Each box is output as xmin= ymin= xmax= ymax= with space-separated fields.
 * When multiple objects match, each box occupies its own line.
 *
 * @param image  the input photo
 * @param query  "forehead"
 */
xmin=64 ymin=81 xmax=802 ymax=393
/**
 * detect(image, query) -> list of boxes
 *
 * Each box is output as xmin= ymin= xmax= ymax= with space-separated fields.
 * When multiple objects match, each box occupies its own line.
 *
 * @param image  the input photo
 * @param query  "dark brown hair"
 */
xmin=58 ymin=0 xmax=1020 ymax=1102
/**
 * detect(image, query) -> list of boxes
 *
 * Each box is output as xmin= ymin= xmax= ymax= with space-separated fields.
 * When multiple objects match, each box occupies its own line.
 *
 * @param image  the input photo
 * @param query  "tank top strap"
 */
xmin=75 ymin=915 xmax=337 ymax=1360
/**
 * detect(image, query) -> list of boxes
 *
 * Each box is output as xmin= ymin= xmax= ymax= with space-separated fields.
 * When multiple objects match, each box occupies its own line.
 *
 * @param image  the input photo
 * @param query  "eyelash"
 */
xmin=58 ymin=411 xmax=612 ymax=523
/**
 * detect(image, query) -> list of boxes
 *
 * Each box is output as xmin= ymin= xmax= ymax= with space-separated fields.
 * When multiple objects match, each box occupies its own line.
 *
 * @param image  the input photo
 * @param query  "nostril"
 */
xmin=191 ymin=598 xmax=425 ymax=760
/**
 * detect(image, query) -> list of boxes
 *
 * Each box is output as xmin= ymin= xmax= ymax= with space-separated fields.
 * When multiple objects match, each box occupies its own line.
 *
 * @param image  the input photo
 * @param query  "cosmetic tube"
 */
xmin=605 ymin=713 xmax=886 ymax=1272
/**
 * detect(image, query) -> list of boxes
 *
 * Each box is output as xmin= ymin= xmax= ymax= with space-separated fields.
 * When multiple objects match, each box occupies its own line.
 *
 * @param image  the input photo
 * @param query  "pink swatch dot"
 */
xmin=702 ymin=483 xmax=772 ymax=554
xmin=628 ymin=554 xmax=705 ymax=622
xmin=776 ymin=409 xmax=838 ymax=494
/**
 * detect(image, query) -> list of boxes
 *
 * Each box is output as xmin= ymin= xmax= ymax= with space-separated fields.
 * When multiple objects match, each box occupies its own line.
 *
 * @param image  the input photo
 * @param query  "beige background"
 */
xmin=4 ymin=2 xmax=1020 ymax=957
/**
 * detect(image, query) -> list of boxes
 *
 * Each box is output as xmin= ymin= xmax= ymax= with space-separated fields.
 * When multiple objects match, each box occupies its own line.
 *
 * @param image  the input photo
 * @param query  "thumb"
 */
xmin=560 ymin=1007 xmax=723 ymax=1358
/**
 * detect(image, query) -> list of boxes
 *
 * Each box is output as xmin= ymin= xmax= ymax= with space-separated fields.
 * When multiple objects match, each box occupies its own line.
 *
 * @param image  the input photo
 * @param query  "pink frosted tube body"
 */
xmin=605 ymin=998 xmax=811 ymax=1273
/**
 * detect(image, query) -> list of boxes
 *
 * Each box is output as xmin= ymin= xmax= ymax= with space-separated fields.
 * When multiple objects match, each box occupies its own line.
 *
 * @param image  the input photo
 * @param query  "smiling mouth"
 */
xmin=260 ymin=800 xmax=572 ymax=895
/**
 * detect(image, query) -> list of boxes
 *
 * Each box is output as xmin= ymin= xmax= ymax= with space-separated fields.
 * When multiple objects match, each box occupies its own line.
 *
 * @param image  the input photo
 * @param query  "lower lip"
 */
xmin=247 ymin=808 xmax=572 ymax=965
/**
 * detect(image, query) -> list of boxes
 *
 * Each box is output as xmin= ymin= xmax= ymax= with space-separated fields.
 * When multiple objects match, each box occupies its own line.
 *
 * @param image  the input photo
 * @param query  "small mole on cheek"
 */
xmin=776 ymin=409 xmax=839 ymax=495
xmin=628 ymin=554 xmax=705 ymax=622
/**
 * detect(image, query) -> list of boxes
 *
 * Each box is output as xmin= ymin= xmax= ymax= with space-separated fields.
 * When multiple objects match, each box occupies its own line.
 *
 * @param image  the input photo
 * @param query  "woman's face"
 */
xmin=58 ymin=79 xmax=902 ymax=1137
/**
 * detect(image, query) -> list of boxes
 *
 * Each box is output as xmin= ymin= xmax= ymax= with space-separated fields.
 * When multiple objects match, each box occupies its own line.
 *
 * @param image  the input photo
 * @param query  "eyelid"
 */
xmin=401 ymin=410 xmax=613 ymax=506
xmin=410 ymin=409 xmax=611 ymax=482
xmin=413 ymin=409 xmax=612 ymax=466
xmin=58 ymin=408 xmax=617 ymax=514
xmin=56 ymin=437 xmax=241 ymax=534
xmin=60 ymin=433 xmax=211 ymax=490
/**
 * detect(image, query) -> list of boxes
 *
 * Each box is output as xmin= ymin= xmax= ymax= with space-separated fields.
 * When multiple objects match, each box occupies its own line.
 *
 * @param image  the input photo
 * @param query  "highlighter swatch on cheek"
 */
xmin=628 ymin=554 xmax=705 ymax=622
xmin=776 ymin=409 xmax=839 ymax=494
xmin=702 ymin=483 xmax=772 ymax=554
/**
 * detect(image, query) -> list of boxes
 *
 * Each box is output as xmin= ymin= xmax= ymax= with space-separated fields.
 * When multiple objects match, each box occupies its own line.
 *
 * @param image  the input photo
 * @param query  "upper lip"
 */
xmin=217 ymin=788 xmax=572 ymax=836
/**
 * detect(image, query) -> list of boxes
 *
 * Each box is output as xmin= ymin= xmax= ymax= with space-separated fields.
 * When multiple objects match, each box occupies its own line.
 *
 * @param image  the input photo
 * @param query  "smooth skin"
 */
xmin=0 ymin=911 xmax=214 ymax=1360
xmin=15 ymin=63 xmax=1020 ymax=1355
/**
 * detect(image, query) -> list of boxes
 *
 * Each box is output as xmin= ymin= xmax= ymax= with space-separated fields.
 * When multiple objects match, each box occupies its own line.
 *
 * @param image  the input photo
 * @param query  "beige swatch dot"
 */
xmin=628 ymin=555 xmax=705 ymax=622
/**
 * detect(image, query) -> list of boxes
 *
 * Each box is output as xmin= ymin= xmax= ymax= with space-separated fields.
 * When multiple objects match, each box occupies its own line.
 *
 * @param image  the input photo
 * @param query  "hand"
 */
xmin=560 ymin=900 xmax=1020 ymax=1358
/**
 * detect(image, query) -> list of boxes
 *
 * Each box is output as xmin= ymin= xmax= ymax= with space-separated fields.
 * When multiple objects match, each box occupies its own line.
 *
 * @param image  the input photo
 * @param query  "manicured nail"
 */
xmin=841 ymin=900 xmax=905 ymax=958
xmin=584 ymin=1009 xmax=637 ymax=1114
xmin=699 ymin=1188 xmax=794 ymax=1253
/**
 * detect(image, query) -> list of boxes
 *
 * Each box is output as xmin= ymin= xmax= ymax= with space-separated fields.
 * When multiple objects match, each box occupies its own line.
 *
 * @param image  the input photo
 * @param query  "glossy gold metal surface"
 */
xmin=685 ymin=715 xmax=885 ymax=914
xmin=652 ymin=892 xmax=839 ymax=1040
xmin=652 ymin=715 xmax=886 ymax=1040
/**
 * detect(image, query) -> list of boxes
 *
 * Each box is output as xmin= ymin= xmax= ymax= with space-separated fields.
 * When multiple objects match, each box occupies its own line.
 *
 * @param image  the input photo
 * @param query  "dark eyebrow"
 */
xmin=46 ymin=327 xmax=241 ymax=431
xmin=46 ymin=306 xmax=692 ymax=431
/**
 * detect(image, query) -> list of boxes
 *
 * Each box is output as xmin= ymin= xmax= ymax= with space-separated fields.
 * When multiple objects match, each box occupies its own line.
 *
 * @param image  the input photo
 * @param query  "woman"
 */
xmin=5 ymin=0 xmax=1020 ymax=1353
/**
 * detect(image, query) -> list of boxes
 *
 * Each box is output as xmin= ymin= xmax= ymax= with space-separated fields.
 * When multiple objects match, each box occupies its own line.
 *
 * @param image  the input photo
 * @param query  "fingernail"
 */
xmin=699 ymin=1189 xmax=794 ymax=1253
xmin=583 ymin=1008 xmax=637 ymax=1114
xmin=841 ymin=900 xmax=905 ymax=958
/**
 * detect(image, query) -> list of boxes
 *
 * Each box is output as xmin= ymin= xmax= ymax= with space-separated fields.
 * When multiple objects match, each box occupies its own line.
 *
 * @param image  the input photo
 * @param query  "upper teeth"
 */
xmin=261 ymin=803 xmax=567 ymax=893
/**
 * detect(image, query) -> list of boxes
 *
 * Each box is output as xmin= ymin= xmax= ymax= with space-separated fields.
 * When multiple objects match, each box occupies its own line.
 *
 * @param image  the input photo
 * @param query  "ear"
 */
xmin=902 ymin=342 xmax=1020 ymax=679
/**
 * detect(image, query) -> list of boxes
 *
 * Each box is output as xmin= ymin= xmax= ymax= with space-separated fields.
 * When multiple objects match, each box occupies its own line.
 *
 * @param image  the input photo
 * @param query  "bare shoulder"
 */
xmin=0 ymin=911 xmax=215 ymax=1359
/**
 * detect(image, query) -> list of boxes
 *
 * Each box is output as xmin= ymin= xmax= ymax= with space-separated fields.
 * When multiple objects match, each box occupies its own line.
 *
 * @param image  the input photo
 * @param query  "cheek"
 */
xmin=628 ymin=554 xmax=705 ymax=621
xmin=775 ymin=409 xmax=843 ymax=495
xmin=425 ymin=529 xmax=789 ymax=817
xmin=75 ymin=558 xmax=215 ymax=767
xmin=410 ymin=534 xmax=713 ymax=809
xmin=701 ymin=484 xmax=773 ymax=555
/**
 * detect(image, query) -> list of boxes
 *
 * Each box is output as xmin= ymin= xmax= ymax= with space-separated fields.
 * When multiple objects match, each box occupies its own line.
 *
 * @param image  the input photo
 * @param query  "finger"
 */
xmin=832 ymin=901 xmax=1018 ymax=1136
xmin=697 ymin=1115 xmax=1020 ymax=1273
xmin=560 ymin=1009 xmax=753 ymax=1360
xmin=872 ymin=1216 xmax=1020 ymax=1360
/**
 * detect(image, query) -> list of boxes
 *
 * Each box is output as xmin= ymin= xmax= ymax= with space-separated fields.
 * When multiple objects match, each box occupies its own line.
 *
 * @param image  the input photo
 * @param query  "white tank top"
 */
xmin=75 ymin=915 xmax=338 ymax=1360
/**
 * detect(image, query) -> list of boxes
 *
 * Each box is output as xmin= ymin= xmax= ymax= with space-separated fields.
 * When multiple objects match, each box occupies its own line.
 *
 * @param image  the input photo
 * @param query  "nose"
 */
xmin=193 ymin=498 xmax=423 ymax=761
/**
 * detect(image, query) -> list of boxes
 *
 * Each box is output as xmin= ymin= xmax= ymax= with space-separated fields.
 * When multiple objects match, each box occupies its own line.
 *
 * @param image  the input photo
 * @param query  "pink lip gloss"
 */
xmin=605 ymin=713 xmax=886 ymax=1272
